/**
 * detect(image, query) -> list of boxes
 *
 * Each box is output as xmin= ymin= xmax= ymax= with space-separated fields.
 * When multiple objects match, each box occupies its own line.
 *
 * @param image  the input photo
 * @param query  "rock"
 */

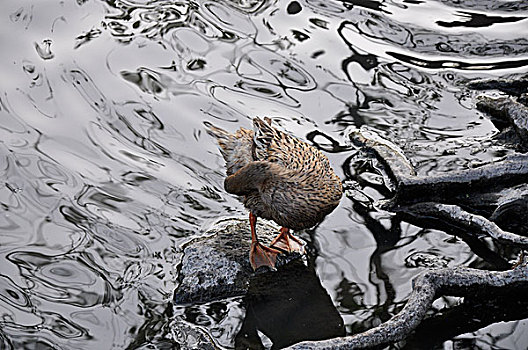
xmin=171 ymin=218 xmax=345 ymax=349
xmin=173 ymin=218 xmax=303 ymax=305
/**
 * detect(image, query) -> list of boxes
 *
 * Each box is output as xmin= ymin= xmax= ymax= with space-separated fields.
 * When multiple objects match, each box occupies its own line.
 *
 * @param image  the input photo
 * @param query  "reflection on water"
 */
xmin=0 ymin=0 xmax=527 ymax=348
xmin=236 ymin=260 xmax=344 ymax=349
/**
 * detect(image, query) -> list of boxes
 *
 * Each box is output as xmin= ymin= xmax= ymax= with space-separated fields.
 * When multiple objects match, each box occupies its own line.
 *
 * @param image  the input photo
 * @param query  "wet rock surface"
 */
xmin=170 ymin=218 xmax=344 ymax=349
xmin=173 ymin=218 xmax=303 ymax=305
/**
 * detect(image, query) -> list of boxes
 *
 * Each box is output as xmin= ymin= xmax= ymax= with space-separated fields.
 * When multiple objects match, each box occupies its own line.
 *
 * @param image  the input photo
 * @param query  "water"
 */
xmin=0 ymin=0 xmax=527 ymax=348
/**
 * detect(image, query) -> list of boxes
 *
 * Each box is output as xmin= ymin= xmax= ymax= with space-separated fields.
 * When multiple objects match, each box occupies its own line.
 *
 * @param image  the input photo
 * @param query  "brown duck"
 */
xmin=206 ymin=117 xmax=343 ymax=270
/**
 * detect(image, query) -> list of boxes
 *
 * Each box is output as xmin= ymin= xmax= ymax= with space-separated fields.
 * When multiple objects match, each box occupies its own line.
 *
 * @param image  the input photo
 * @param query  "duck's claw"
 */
xmin=250 ymin=242 xmax=280 ymax=270
xmin=270 ymin=227 xmax=305 ymax=254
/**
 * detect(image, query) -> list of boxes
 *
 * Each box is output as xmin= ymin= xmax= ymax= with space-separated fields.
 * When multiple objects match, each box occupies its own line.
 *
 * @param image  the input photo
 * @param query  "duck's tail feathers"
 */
xmin=204 ymin=121 xmax=253 ymax=175
xmin=204 ymin=121 xmax=230 ymax=139
xmin=204 ymin=121 xmax=233 ymax=156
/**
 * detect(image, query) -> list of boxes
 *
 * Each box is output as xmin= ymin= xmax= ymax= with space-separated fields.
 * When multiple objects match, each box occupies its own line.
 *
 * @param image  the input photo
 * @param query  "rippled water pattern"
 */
xmin=1 ymin=0 xmax=527 ymax=348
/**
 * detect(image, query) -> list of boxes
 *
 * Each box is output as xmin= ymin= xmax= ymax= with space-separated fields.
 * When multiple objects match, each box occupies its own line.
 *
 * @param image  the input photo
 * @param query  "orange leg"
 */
xmin=249 ymin=212 xmax=280 ymax=270
xmin=270 ymin=227 xmax=305 ymax=253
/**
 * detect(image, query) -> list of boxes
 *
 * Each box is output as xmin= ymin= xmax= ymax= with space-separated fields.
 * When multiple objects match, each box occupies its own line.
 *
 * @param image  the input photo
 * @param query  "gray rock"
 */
xmin=173 ymin=218 xmax=303 ymax=305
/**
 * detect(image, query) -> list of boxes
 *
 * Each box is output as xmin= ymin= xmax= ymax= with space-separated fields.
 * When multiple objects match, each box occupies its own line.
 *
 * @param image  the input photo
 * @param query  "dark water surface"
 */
xmin=1 ymin=0 xmax=527 ymax=349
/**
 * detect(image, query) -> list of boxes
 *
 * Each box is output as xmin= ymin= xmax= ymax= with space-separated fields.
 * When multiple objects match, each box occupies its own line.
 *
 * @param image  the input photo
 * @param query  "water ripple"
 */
xmin=0 ymin=274 xmax=31 ymax=309
xmin=103 ymin=1 xmax=235 ymax=42
xmin=9 ymin=5 xmax=33 ymax=29
xmin=7 ymin=251 xmax=115 ymax=308
xmin=89 ymin=222 xmax=147 ymax=259
xmin=1 ymin=0 xmax=527 ymax=348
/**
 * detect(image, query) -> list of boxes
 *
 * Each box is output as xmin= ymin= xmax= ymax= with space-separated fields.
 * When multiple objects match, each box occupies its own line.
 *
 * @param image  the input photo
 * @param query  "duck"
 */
xmin=206 ymin=117 xmax=343 ymax=270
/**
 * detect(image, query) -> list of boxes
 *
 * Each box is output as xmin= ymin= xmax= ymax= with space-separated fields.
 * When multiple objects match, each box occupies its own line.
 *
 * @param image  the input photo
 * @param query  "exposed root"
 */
xmin=400 ymin=202 xmax=528 ymax=248
xmin=341 ymin=98 xmax=528 ymax=350
xmin=349 ymin=127 xmax=415 ymax=184
xmin=467 ymin=77 xmax=528 ymax=96
xmin=287 ymin=265 xmax=528 ymax=350
xmin=350 ymin=128 xmax=528 ymax=204
xmin=476 ymin=95 xmax=528 ymax=143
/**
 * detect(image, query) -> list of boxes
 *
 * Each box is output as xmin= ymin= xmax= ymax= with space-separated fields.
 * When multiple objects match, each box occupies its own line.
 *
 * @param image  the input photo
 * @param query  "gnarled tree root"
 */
xmin=287 ymin=265 xmax=528 ymax=350
xmin=467 ymin=77 xmax=528 ymax=96
xmin=476 ymin=95 xmax=528 ymax=144
xmin=350 ymin=127 xmax=528 ymax=204
xmin=400 ymin=202 xmax=528 ymax=248
xmin=343 ymin=113 xmax=528 ymax=349
xmin=349 ymin=127 xmax=415 ymax=182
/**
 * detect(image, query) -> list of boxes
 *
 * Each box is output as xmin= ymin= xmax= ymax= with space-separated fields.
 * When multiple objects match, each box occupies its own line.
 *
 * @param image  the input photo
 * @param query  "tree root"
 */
xmin=349 ymin=127 xmax=415 ymax=183
xmin=466 ymin=77 xmax=528 ymax=96
xmin=341 ymin=101 xmax=528 ymax=349
xmin=339 ymin=125 xmax=528 ymax=349
xmin=350 ymin=127 xmax=528 ymax=204
xmin=400 ymin=202 xmax=528 ymax=248
xmin=476 ymin=95 xmax=528 ymax=143
xmin=286 ymin=265 xmax=528 ymax=350
xmin=396 ymin=154 xmax=528 ymax=203
xmin=350 ymin=127 xmax=528 ymax=254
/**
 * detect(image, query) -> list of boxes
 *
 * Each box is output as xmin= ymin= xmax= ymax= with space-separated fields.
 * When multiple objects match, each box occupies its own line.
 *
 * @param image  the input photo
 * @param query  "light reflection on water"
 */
xmin=0 ymin=0 xmax=527 ymax=348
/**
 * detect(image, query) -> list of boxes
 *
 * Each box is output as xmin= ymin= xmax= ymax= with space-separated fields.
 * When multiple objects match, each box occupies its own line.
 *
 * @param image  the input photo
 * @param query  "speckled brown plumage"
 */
xmin=206 ymin=117 xmax=343 ymax=231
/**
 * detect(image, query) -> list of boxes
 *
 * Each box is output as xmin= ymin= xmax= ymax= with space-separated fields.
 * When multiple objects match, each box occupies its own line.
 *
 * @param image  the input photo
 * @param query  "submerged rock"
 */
xmin=173 ymin=218 xmax=303 ymax=305
xmin=168 ymin=319 xmax=217 ymax=350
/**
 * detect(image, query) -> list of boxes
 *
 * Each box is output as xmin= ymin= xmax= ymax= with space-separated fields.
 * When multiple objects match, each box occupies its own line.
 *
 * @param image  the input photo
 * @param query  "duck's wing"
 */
xmin=252 ymin=117 xmax=275 ymax=161
xmin=253 ymin=117 xmax=298 ymax=163
xmin=253 ymin=117 xmax=329 ymax=173
xmin=205 ymin=121 xmax=254 ymax=176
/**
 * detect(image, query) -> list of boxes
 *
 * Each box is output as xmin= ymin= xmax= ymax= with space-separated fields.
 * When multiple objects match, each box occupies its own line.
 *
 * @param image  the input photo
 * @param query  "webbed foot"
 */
xmin=250 ymin=242 xmax=280 ymax=270
xmin=270 ymin=227 xmax=305 ymax=254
